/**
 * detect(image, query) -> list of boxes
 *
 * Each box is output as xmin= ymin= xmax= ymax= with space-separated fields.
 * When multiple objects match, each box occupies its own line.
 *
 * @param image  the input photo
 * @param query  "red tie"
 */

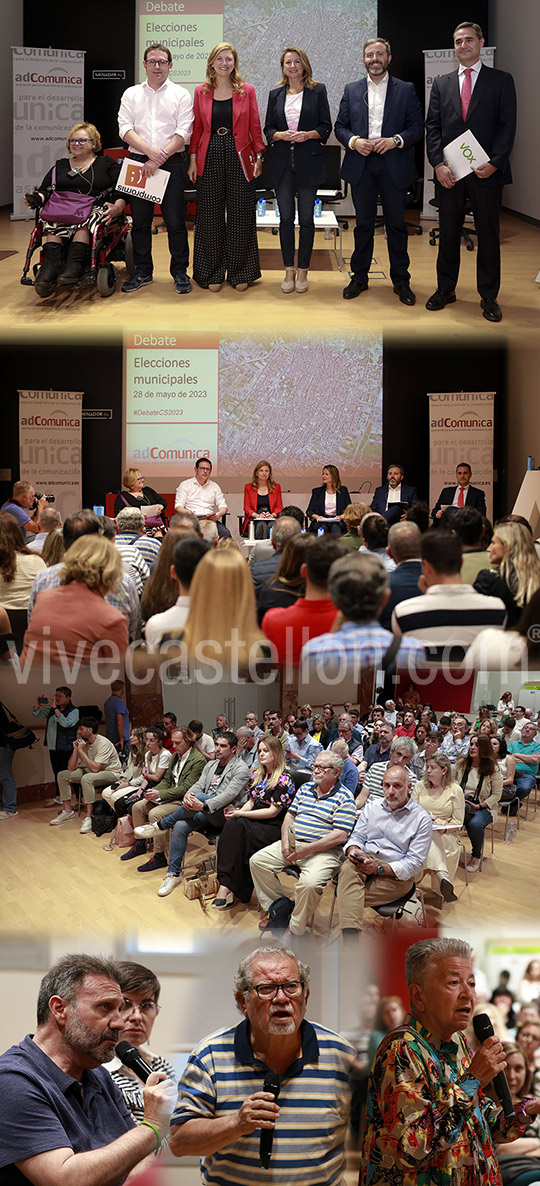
xmin=461 ymin=68 xmax=473 ymax=120
xmin=458 ymin=486 xmax=465 ymax=507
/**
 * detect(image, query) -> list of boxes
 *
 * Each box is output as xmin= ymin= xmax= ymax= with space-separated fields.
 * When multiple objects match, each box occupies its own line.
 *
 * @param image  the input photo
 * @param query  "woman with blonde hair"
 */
xmin=181 ymin=549 xmax=268 ymax=675
xmin=41 ymin=527 xmax=65 ymax=568
xmin=21 ymin=535 xmax=128 ymax=662
xmin=341 ymin=502 xmax=371 ymax=552
xmin=213 ymin=734 xmax=294 ymax=907
xmin=474 ymin=521 xmax=540 ymax=628
xmin=306 ymin=464 xmax=351 ymax=533
xmin=114 ymin=468 xmax=167 ymax=527
xmin=242 ymin=460 xmax=283 ymax=536
xmin=24 ymin=121 xmax=126 ymax=296
xmin=412 ymin=752 xmax=465 ymax=901
xmin=188 ymin=43 xmax=264 ymax=291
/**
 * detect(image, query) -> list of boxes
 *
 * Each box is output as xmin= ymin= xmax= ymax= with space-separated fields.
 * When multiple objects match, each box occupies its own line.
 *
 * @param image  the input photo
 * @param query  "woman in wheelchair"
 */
xmin=24 ymin=121 xmax=126 ymax=297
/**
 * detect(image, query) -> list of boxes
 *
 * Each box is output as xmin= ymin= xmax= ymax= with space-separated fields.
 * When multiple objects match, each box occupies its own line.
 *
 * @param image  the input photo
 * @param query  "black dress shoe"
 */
xmin=393 ymin=283 xmax=416 ymax=306
xmin=343 ymin=280 xmax=368 ymax=300
xmin=425 ymin=290 xmax=457 ymax=311
xmin=481 ymin=298 xmax=502 ymax=322
xmin=439 ymin=878 xmax=458 ymax=902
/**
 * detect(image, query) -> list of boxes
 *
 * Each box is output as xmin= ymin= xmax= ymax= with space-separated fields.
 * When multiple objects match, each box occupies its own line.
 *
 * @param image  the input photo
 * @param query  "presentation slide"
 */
xmin=138 ymin=0 xmax=224 ymax=87
xmin=124 ymin=332 xmax=382 ymax=489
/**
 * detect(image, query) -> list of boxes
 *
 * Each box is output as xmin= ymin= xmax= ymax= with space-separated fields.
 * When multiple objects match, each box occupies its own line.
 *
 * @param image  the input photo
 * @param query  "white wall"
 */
xmin=490 ymin=0 xmax=540 ymax=221
xmin=0 ymin=1 xmax=24 ymax=206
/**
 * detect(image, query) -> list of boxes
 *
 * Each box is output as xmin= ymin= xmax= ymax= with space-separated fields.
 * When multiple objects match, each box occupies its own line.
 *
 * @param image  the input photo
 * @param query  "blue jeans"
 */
xmin=465 ymin=805 xmax=492 ymax=859
xmin=275 ymin=157 xmax=317 ymax=269
xmin=0 ymin=745 xmax=17 ymax=812
xmin=160 ymin=794 xmax=212 ymax=875
xmin=515 ymin=772 xmax=536 ymax=800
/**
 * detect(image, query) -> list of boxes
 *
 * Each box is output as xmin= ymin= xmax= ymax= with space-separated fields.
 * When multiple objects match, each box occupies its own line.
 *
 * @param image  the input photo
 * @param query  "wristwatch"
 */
xmin=376 ymin=863 xmax=385 ymax=876
xmin=393 ymin=134 xmax=403 ymax=148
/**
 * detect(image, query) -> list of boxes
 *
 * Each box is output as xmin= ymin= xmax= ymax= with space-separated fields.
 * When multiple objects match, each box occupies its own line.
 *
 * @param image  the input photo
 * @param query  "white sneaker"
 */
xmin=50 ymin=810 xmax=76 ymax=826
xmin=80 ymin=817 xmax=93 ymax=834
xmin=157 ymin=873 xmax=181 ymax=897
xmin=466 ymin=856 xmax=481 ymax=872
xmin=135 ymin=822 xmax=161 ymax=839
xmin=0 ymin=810 xmax=18 ymax=820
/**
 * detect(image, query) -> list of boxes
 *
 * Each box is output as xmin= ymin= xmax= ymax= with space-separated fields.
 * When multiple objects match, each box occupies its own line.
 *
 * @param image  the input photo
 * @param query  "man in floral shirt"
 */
xmin=361 ymin=937 xmax=540 ymax=1185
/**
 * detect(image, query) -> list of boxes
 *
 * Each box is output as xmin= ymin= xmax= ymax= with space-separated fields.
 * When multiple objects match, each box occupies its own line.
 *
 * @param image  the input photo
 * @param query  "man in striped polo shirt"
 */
xmin=169 ymin=945 xmax=355 ymax=1185
xmin=250 ymin=751 xmax=356 ymax=936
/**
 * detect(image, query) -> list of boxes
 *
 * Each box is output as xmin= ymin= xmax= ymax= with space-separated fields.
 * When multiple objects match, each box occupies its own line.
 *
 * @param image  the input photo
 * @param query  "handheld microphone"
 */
xmin=259 ymin=1071 xmax=280 ymax=1168
xmin=115 ymin=1040 xmax=153 ymax=1083
xmin=472 ymin=1013 xmax=515 ymax=1120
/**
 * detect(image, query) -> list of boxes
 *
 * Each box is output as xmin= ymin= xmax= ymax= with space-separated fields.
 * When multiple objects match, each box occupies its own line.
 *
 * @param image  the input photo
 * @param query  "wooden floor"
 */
xmin=2 ymin=791 xmax=538 ymax=937
xmin=1 ymin=209 xmax=539 ymax=339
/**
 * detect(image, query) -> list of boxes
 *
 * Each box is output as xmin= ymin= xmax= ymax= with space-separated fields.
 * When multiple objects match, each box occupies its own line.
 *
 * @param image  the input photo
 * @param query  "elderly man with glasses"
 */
xmin=169 ymin=945 xmax=355 ymax=1185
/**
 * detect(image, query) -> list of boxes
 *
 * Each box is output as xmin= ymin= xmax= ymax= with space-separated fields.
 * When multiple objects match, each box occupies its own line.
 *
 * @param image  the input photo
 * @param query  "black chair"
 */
xmin=6 ymin=609 xmax=28 ymax=656
xmin=428 ymin=192 xmax=477 ymax=252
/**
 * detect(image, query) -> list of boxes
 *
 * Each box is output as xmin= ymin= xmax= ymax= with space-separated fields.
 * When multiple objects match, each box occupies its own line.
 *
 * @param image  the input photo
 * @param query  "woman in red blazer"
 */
xmin=187 ymin=43 xmax=264 ymax=291
xmin=242 ymin=460 xmax=283 ymax=537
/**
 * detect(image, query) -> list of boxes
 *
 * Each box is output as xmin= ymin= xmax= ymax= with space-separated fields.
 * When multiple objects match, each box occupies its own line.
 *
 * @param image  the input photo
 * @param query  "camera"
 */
xmin=33 ymin=492 xmax=55 ymax=509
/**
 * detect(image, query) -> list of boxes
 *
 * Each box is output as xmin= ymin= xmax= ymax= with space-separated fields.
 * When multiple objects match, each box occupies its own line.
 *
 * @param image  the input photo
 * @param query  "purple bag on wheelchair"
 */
xmin=40 ymin=164 xmax=98 ymax=225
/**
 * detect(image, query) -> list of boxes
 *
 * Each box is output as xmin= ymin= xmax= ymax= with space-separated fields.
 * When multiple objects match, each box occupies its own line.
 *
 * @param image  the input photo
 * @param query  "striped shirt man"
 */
xmin=392 ymin=584 xmax=507 ymax=662
xmin=300 ymin=620 xmax=425 ymax=679
xmin=288 ymin=780 xmax=356 ymax=843
xmin=171 ymin=1018 xmax=354 ymax=1185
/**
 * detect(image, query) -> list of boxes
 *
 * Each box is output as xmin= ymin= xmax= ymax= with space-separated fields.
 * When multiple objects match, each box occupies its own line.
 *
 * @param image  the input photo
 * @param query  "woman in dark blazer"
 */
xmin=306 ymin=464 xmax=350 ymax=534
xmin=187 ymin=43 xmax=264 ymax=292
xmin=264 ymin=47 xmax=331 ymax=294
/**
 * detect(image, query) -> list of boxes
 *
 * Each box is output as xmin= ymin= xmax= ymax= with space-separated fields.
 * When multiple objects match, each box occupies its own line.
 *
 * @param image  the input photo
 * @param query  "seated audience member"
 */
xmin=333 ymin=717 xmax=364 ymax=764
xmin=395 ymin=709 xmax=416 ymax=738
xmin=519 ymin=961 xmax=540 ymax=1007
xmin=168 ymin=511 xmax=202 ymax=534
xmin=452 ymin=506 xmax=491 ymax=583
xmin=455 ymin=734 xmax=503 ymax=873
xmin=379 ymin=521 xmax=423 ymax=631
xmin=250 ymin=515 xmax=302 ymax=589
xmin=102 ymin=727 xmax=147 ymax=809
xmin=262 ymin=535 xmax=345 ymax=665
xmin=212 ymin=735 xmax=295 ymax=908
xmin=370 ymin=465 xmax=419 ymax=525
xmin=1 ymin=480 xmax=47 ymax=538
xmin=51 ymin=717 xmax=123 ymax=831
xmin=244 ymin=711 xmax=264 ymax=741
xmin=124 ymin=727 xmax=207 ymax=870
xmin=358 ymin=735 xmax=417 ymax=806
xmin=188 ymin=719 xmax=216 ymax=761
xmin=174 ymin=458 xmax=230 ymax=538
xmin=200 ymin=520 xmax=219 ymax=547
xmin=113 ymin=468 xmax=168 ymax=526
xmin=491 ymin=734 xmax=517 ymax=803
xmin=106 ymin=960 xmax=176 ymax=1123
xmin=140 ymin=529 xmax=189 ymax=627
xmin=412 ymin=753 xmax=465 ymax=901
xmin=144 ymin=537 xmax=210 ymax=653
xmin=248 ymin=504 xmax=305 ymax=566
xmin=161 ymin=713 xmax=178 ymax=753
xmin=359 ymin=513 xmax=396 ymax=573
xmin=266 ymin=709 xmax=289 ymax=749
xmin=284 ymin=718 xmax=323 ymax=773
xmin=115 ymin=506 xmax=161 ymax=569
xmin=516 ymin=1020 xmax=540 ymax=1097
xmin=301 ymin=552 xmax=425 ymax=678
xmin=507 ymin=721 xmax=540 ymax=808
xmin=337 ymin=764 xmax=432 ymax=935
xmin=392 ymin=530 xmax=507 ymax=661
xmin=410 ymin=728 xmax=442 ymax=780
xmin=179 ymin=550 xmax=270 ymax=676
xmin=250 ymin=751 xmax=355 ymax=936
xmin=357 ymin=720 xmax=395 ymax=785
xmin=331 ymin=738 xmax=360 ymax=795
xmin=22 ymin=536 xmax=129 ymax=664
xmin=384 ymin=700 xmax=397 ymax=725
xmin=310 ymin=714 xmax=325 ymax=744
xmin=212 ymin=714 xmax=229 ymax=739
xmin=28 ymin=508 xmax=141 ymax=641
xmin=27 ymin=506 xmax=62 ymax=554
xmin=107 ymin=724 xmax=170 ymax=824
xmin=340 ymin=502 xmax=371 ymax=552
xmin=494 ymin=1041 xmax=540 ymax=1179
xmin=256 ymin=534 xmax=312 ymax=625
xmin=235 ymin=727 xmax=259 ymax=771
xmin=41 ymin=527 xmax=65 ymax=568
xmin=431 ymin=463 xmax=487 ymax=526
xmin=32 ymin=686 xmax=79 ymax=795
xmin=0 ymin=513 xmax=46 ymax=611
xmin=474 ymin=522 xmax=540 ymax=630
xmin=405 ymin=501 xmax=430 ymax=534
xmin=134 ymin=732 xmax=250 ymax=896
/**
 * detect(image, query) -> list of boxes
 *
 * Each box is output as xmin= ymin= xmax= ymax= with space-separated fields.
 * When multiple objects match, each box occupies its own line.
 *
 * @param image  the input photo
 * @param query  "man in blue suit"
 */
xmin=379 ymin=521 xmax=423 ymax=631
xmin=335 ymin=38 xmax=424 ymax=305
xmin=370 ymin=464 xmax=418 ymax=525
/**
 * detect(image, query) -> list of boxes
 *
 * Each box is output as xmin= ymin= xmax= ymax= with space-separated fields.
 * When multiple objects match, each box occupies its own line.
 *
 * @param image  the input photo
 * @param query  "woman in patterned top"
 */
xmin=105 ymin=961 xmax=176 ymax=1127
xmin=213 ymin=734 xmax=294 ymax=907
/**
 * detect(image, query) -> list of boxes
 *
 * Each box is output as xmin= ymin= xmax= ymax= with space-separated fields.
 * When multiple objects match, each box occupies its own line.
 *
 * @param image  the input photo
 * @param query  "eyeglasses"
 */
xmin=69 ymin=138 xmax=92 ymax=145
xmin=249 ymin=980 xmax=304 ymax=1000
xmin=119 ymin=998 xmax=160 ymax=1017
xmin=146 ymin=59 xmax=169 ymax=66
xmin=312 ymin=763 xmax=333 ymax=773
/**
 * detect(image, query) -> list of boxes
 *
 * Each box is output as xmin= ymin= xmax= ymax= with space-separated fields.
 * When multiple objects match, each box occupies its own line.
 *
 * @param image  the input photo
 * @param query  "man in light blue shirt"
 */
xmin=285 ymin=719 xmax=323 ymax=774
xmin=508 ymin=721 xmax=540 ymax=804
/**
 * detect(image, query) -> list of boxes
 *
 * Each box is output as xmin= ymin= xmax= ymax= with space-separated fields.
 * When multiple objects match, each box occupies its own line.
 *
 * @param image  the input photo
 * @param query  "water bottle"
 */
xmin=527 ymin=456 xmax=535 ymax=470
xmin=93 ymin=504 xmax=105 ymax=516
xmin=505 ymin=819 xmax=515 ymax=843
xmin=274 ymin=199 xmax=279 ymax=218
xmin=257 ymin=197 xmax=266 ymax=217
xmin=314 ymin=198 xmax=322 ymax=218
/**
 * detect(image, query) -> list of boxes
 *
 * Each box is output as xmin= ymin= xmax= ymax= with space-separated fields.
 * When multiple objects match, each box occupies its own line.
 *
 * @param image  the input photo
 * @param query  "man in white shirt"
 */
xmin=144 ymin=536 xmax=210 ymax=653
xmin=335 ymin=38 xmax=424 ymax=305
xmin=118 ymin=42 xmax=194 ymax=294
xmin=175 ymin=459 xmax=230 ymax=538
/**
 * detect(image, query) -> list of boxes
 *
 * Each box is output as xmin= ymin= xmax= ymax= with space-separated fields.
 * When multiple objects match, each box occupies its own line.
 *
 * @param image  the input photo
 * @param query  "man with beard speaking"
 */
xmin=0 ymin=954 xmax=176 ymax=1185
xmin=170 ymin=945 xmax=355 ymax=1184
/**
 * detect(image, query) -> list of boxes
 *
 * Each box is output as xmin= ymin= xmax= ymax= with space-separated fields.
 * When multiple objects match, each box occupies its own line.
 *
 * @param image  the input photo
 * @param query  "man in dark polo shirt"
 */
xmin=0 ymin=954 xmax=176 ymax=1185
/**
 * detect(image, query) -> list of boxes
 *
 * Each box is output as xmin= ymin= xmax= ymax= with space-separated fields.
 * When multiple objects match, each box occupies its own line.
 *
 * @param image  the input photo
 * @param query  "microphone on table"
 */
xmin=472 ymin=1013 xmax=515 ymax=1120
xmin=115 ymin=1040 xmax=153 ymax=1083
xmin=259 ymin=1071 xmax=281 ymax=1168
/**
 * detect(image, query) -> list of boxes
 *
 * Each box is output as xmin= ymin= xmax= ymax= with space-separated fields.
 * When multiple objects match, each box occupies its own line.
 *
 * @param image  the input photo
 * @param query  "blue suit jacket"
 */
xmin=371 ymin=482 xmax=418 ymax=520
xmin=380 ymin=559 xmax=423 ymax=631
xmin=334 ymin=75 xmax=424 ymax=189
xmin=431 ymin=484 xmax=487 ymax=521
xmin=263 ymin=82 xmax=332 ymax=188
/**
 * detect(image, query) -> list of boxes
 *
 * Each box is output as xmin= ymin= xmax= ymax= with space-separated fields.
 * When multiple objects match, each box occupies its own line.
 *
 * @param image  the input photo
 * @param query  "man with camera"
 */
xmin=1 ymin=480 xmax=48 ymax=537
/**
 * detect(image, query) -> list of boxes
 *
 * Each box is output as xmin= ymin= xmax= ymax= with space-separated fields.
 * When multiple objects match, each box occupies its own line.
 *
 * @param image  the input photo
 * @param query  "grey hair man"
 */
xmin=379 ymin=521 xmax=422 ymax=630
xmin=361 ymin=936 xmax=539 ymax=1183
xmin=236 ymin=726 xmax=259 ymax=770
xmin=27 ymin=505 xmax=63 ymax=553
xmin=251 ymin=516 xmax=303 ymax=590
xmin=357 ymin=734 xmax=417 ymax=808
xmin=114 ymin=506 xmax=161 ymax=570
xmin=0 ymin=953 xmax=176 ymax=1185
xmin=169 ymin=944 xmax=355 ymax=1185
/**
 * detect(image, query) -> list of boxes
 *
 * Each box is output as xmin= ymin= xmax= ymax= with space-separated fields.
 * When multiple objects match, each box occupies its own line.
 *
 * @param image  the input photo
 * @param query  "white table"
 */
xmin=256 ymin=208 xmax=343 ymax=270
